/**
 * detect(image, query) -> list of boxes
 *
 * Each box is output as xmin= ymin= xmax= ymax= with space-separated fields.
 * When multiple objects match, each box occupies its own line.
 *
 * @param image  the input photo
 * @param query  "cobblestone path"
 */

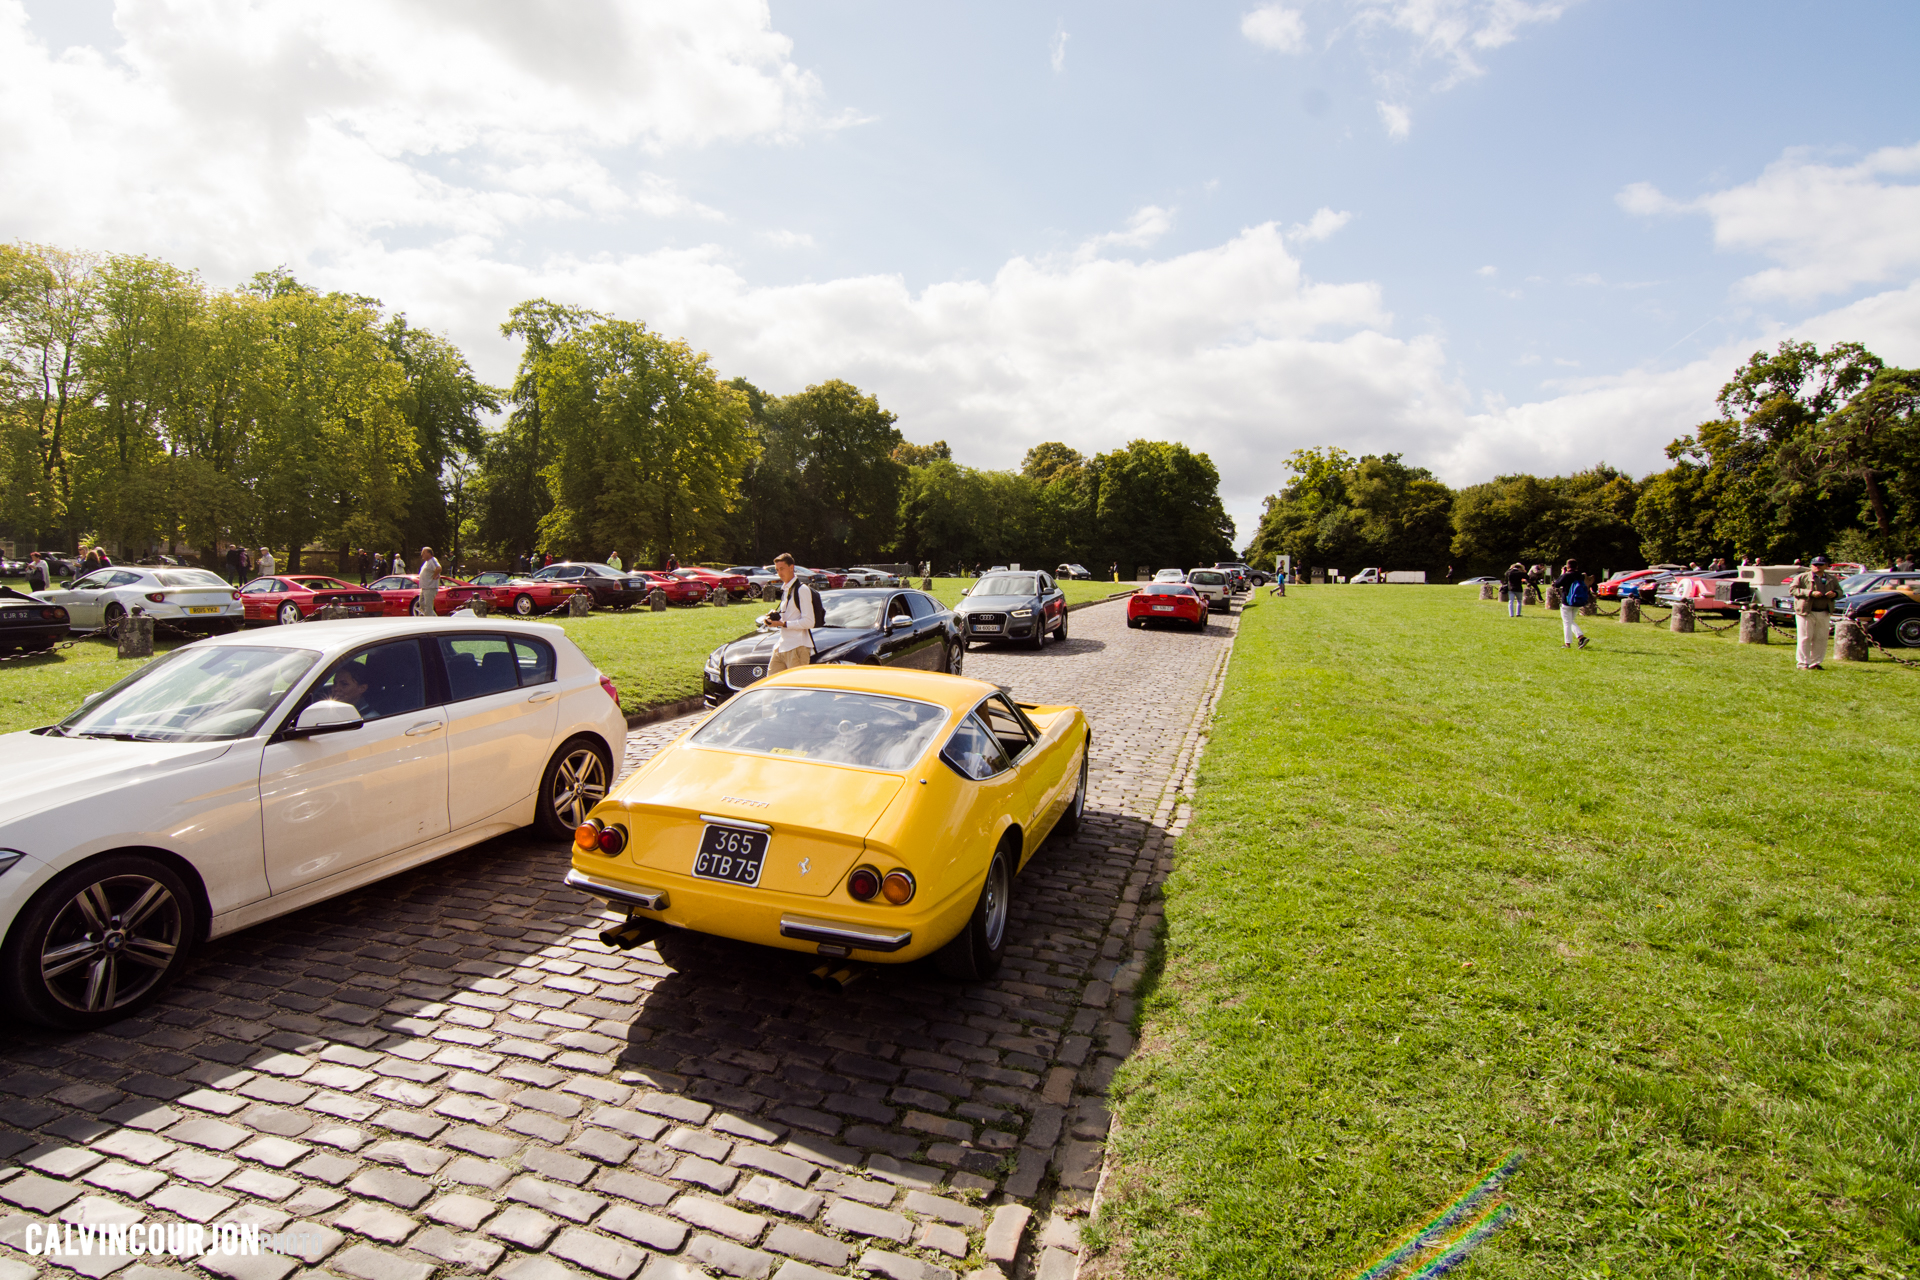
xmin=0 ymin=597 xmax=1238 ymax=1280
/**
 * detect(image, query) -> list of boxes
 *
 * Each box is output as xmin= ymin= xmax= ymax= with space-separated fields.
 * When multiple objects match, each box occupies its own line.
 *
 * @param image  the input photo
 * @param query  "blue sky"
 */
xmin=6 ymin=0 xmax=1919 ymax=542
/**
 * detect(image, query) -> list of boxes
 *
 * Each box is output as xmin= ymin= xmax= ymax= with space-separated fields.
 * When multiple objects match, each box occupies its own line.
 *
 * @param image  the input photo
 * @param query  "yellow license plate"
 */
xmin=185 ymin=606 xmax=220 ymax=614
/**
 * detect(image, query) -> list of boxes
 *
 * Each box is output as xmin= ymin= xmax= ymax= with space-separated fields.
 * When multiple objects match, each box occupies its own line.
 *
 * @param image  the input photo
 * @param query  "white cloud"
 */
xmin=758 ymin=229 xmax=816 ymax=249
xmin=1377 ymin=101 xmax=1411 ymax=139
xmin=1050 ymin=26 xmax=1070 ymax=73
xmin=1351 ymin=0 xmax=1573 ymax=88
xmin=1288 ymin=208 xmax=1353 ymax=242
xmin=1080 ymin=205 xmax=1176 ymax=256
xmin=1476 ymin=265 xmax=1498 ymax=276
xmin=1618 ymin=143 xmax=1920 ymax=301
xmin=1241 ymin=5 xmax=1308 ymax=54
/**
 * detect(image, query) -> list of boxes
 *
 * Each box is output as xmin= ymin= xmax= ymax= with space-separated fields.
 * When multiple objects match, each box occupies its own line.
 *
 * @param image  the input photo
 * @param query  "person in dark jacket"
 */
xmin=1504 ymin=561 xmax=1525 ymax=618
xmin=26 ymin=553 xmax=49 ymax=593
xmin=1554 ymin=559 xmax=1590 ymax=649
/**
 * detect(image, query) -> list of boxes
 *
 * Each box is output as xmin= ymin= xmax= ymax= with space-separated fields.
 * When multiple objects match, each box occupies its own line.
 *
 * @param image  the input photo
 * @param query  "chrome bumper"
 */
xmin=779 ymin=914 xmax=912 ymax=953
xmin=564 ymin=868 xmax=670 ymax=912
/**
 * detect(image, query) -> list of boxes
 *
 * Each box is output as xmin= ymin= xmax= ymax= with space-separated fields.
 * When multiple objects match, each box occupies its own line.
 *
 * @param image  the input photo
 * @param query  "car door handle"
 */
xmin=526 ymin=691 xmax=558 ymax=704
xmin=405 ymin=720 xmax=444 ymax=736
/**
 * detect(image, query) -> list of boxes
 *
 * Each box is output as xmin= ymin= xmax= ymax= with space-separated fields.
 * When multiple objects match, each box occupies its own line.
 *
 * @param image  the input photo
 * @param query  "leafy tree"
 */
xmin=775 ymin=380 xmax=904 ymax=565
xmin=892 ymin=439 xmax=951 ymax=467
xmin=1093 ymin=439 xmax=1234 ymax=574
xmin=1450 ymin=466 xmax=1639 ymax=575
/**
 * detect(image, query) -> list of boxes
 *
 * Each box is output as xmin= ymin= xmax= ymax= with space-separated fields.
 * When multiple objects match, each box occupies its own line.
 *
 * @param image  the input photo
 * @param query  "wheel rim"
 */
xmin=279 ymin=604 xmax=301 ymax=625
xmin=982 ymin=855 xmax=1009 ymax=951
xmin=1073 ymin=752 xmax=1088 ymax=819
xmin=1897 ymin=617 xmax=1920 ymax=647
xmin=39 ymin=874 xmax=183 ymax=1014
xmin=515 ymin=595 xmax=534 ymax=615
xmin=950 ymin=643 xmax=964 ymax=677
xmin=551 ymin=748 xmax=608 ymax=828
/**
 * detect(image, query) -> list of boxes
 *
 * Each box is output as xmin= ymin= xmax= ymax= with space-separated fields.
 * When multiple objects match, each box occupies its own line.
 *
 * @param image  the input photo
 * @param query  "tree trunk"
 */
xmin=1862 ymin=467 xmax=1892 ymax=536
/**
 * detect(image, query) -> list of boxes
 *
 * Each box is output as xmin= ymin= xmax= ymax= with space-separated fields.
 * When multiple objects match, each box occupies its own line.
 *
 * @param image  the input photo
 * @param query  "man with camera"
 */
xmin=764 ymin=553 xmax=824 ymax=673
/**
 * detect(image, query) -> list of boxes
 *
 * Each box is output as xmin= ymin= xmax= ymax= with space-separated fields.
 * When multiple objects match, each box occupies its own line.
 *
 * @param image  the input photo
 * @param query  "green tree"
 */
xmin=775 ymin=380 xmax=904 ymax=565
xmin=1093 ymin=439 xmax=1234 ymax=574
xmin=892 ymin=439 xmax=951 ymax=467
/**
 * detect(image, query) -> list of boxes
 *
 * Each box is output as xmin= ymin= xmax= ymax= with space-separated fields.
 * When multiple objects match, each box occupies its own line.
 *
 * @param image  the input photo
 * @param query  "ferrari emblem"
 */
xmin=798 ymin=858 xmax=811 ymax=876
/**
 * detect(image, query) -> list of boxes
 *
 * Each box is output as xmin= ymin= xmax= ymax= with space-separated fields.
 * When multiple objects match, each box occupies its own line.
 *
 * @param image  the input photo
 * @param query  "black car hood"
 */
xmin=714 ymin=626 xmax=873 ymax=664
xmin=955 ymin=593 xmax=1037 ymax=611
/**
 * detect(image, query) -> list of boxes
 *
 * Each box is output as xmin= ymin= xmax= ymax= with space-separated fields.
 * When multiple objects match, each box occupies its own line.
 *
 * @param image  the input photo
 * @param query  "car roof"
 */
xmin=183 ymin=616 xmax=572 ymax=655
xmin=755 ymin=663 xmax=1004 ymax=711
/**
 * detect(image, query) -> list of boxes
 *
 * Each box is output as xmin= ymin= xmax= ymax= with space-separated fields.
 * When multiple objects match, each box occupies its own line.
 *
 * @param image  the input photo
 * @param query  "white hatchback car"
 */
xmin=36 ymin=565 xmax=245 ymax=633
xmin=0 ymin=618 xmax=627 ymax=1029
xmin=1186 ymin=569 xmax=1230 ymax=611
xmin=1152 ymin=568 xmax=1187 ymax=584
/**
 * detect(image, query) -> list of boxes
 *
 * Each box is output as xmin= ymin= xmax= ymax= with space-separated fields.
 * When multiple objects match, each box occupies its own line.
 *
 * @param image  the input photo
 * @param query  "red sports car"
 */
xmin=462 ymin=572 xmax=584 ymax=617
xmin=239 ymin=575 xmax=387 ymax=626
xmin=365 ymin=574 xmax=489 ymax=616
xmin=1597 ymin=567 xmax=1673 ymax=599
xmin=673 ymin=566 xmax=751 ymax=599
xmin=1127 ymin=583 xmax=1206 ymax=629
xmin=634 ymin=571 xmax=713 ymax=606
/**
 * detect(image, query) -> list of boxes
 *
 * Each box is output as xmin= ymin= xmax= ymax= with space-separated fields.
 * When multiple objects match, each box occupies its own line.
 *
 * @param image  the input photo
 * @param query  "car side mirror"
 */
xmin=289 ymin=700 xmax=363 ymax=738
xmin=959 ymin=586 xmax=970 ymax=595
xmin=60 ymin=579 xmax=74 ymax=588
xmin=81 ymin=692 xmax=103 ymax=707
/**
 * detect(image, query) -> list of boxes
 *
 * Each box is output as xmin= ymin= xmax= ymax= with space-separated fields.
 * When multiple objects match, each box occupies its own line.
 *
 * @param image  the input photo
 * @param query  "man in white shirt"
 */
xmin=417 ymin=546 xmax=440 ymax=616
xmin=258 ymin=546 xmax=276 ymax=577
xmin=765 ymin=553 xmax=823 ymax=672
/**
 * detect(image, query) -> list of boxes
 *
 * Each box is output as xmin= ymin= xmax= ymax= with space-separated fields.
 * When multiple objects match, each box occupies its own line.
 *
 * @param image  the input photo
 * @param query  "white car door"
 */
xmin=434 ymin=633 xmax=559 ymax=829
xmin=258 ymin=636 xmax=450 ymax=893
xmin=46 ymin=572 xmax=118 ymax=627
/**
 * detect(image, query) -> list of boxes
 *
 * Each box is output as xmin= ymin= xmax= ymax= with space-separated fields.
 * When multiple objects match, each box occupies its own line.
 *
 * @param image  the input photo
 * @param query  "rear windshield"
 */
xmin=1188 ymin=571 xmax=1225 ymax=584
xmin=1143 ymin=584 xmax=1196 ymax=597
xmin=154 ymin=570 xmax=231 ymax=588
xmin=691 ymin=687 xmax=950 ymax=771
xmin=973 ymin=575 xmax=1037 ymax=596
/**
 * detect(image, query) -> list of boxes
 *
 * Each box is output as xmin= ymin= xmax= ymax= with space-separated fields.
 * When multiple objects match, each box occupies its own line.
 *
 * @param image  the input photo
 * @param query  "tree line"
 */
xmin=0 ymin=242 xmax=1236 ymax=577
xmin=1247 ymin=340 xmax=1920 ymax=577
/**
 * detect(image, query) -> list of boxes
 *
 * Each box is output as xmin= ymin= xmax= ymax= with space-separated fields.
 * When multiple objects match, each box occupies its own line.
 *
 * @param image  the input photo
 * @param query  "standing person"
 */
xmin=1787 ymin=555 xmax=1842 ymax=670
xmin=225 ymin=544 xmax=244 ymax=584
xmin=258 ymin=546 xmax=276 ymax=577
xmin=357 ymin=547 xmax=371 ymax=586
xmin=26 ymin=553 xmax=49 ymax=593
xmin=608 ymin=550 xmax=623 ymax=572
xmin=666 ymin=553 xmax=679 ymax=573
xmin=416 ymin=546 xmax=440 ymax=617
xmin=763 ymin=553 xmax=823 ymax=673
xmin=81 ymin=546 xmax=101 ymax=575
xmin=1554 ymin=559 xmax=1591 ymax=649
xmin=1504 ymin=561 xmax=1526 ymax=618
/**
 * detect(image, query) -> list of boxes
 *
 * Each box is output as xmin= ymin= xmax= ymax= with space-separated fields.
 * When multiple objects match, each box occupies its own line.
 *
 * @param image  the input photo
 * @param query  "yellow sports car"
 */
xmin=565 ymin=666 xmax=1090 ymax=978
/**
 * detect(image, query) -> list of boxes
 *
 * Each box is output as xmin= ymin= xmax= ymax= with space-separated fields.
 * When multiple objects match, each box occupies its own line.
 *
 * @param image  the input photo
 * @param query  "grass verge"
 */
xmin=1096 ymin=585 xmax=1920 ymax=1277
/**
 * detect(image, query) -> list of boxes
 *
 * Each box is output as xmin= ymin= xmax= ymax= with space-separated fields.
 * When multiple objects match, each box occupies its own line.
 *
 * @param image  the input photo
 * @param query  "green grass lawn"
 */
xmin=0 ymin=578 xmax=1137 ymax=733
xmin=1095 ymin=585 xmax=1920 ymax=1278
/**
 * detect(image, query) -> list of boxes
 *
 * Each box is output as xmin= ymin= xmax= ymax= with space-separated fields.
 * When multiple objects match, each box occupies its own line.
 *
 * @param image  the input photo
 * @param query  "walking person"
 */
xmin=257 ymin=545 xmax=276 ymax=577
xmin=1555 ymin=559 xmax=1591 ymax=649
xmin=225 ymin=544 xmax=244 ymax=584
xmin=416 ymin=546 xmax=440 ymax=616
xmin=1504 ymin=561 xmax=1525 ymax=618
xmin=763 ymin=553 xmax=824 ymax=673
xmin=1788 ymin=555 xmax=1842 ymax=670
xmin=357 ymin=547 xmax=371 ymax=586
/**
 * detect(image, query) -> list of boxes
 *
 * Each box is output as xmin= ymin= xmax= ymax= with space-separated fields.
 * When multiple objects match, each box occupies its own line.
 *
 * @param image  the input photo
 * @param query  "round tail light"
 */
xmin=146 ymin=592 xmax=166 ymax=603
xmin=574 ymin=820 xmax=602 ymax=852
xmin=847 ymin=866 xmax=881 ymax=901
xmin=881 ymin=870 xmax=916 ymax=905
xmin=597 ymin=824 xmax=627 ymax=855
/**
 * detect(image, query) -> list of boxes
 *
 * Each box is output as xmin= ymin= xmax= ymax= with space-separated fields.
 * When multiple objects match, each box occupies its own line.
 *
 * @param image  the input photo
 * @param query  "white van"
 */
xmin=1186 ymin=568 xmax=1230 ymax=612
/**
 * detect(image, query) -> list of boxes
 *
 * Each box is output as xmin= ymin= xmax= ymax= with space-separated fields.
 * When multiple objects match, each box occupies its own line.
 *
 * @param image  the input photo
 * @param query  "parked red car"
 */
xmin=365 ymin=573 xmax=488 ymax=616
xmin=462 ymin=572 xmax=584 ymax=617
xmin=673 ymin=566 xmax=751 ymax=599
xmin=1127 ymin=583 xmax=1206 ymax=629
xmin=239 ymin=575 xmax=387 ymax=626
xmin=1596 ymin=568 xmax=1670 ymax=599
xmin=635 ymin=571 xmax=713 ymax=606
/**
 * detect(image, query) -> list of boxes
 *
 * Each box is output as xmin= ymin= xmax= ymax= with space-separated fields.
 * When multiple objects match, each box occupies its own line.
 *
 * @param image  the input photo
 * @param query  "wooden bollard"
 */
xmin=1671 ymin=598 xmax=1695 ymax=632
xmin=1621 ymin=597 xmax=1640 ymax=624
xmin=648 ymin=589 xmax=667 ymax=612
xmin=1479 ymin=581 xmax=1496 ymax=601
xmin=568 ymin=592 xmax=592 ymax=617
xmin=1834 ymin=618 xmax=1869 ymax=662
xmin=1738 ymin=610 xmax=1767 ymax=644
xmin=117 ymin=612 xmax=154 ymax=658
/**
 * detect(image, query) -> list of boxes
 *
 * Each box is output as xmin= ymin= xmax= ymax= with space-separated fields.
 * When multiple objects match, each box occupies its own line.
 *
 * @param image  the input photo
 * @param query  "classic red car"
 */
xmin=1127 ymin=583 xmax=1205 ymax=629
xmin=673 ymin=566 xmax=751 ymax=599
xmin=462 ymin=571 xmax=583 ymax=617
xmin=1596 ymin=568 xmax=1673 ymax=599
xmin=365 ymin=573 xmax=488 ymax=616
xmin=239 ymin=575 xmax=387 ymax=626
xmin=634 ymin=571 xmax=713 ymax=606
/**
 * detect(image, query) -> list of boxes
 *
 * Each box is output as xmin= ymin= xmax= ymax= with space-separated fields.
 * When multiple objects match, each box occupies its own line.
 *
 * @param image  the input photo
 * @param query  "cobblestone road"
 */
xmin=0 ymin=597 xmax=1238 ymax=1280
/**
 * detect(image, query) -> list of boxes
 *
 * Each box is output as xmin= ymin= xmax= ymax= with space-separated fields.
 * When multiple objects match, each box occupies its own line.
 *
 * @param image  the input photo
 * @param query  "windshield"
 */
xmin=287 ymin=576 xmax=347 ymax=590
xmin=154 ymin=570 xmax=230 ymax=588
xmin=818 ymin=593 xmax=890 ymax=629
xmin=691 ymin=686 xmax=949 ymax=771
xmin=1189 ymin=571 xmax=1225 ymax=585
xmin=57 ymin=645 xmax=319 ymax=742
xmin=973 ymin=575 xmax=1037 ymax=596
xmin=1143 ymin=584 xmax=1195 ymax=597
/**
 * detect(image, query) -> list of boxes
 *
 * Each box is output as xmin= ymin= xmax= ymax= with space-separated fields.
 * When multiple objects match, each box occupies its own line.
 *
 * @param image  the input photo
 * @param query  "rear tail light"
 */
xmin=146 ymin=592 xmax=166 ymax=603
xmin=575 ymin=820 xmax=603 ymax=851
xmin=881 ymin=870 xmax=916 ymax=905
xmin=230 ymin=592 xmax=240 ymax=600
xmin=597 ymin=824 xmax=627 ymax=855
xmin=43 ymin=607 xmax=67 ymax=622
xmin=600 ymin=675 xmax=619 ymax=705
xmin=847 ymin=866 xmax=881 ymax=901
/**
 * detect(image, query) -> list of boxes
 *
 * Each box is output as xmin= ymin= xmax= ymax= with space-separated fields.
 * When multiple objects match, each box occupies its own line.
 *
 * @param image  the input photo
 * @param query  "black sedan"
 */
xmin=701 ymin=587 xmax=962 ymax=705
xmin=1836 ymin=587 xmax=1920 ymax=648
xmin=0 ymin=585 xmax=70 ymax=654
xmin=954 ymin=570 xmax=1068 ymax=649
xmin=529 ymin=561 xmax=653 ymax=608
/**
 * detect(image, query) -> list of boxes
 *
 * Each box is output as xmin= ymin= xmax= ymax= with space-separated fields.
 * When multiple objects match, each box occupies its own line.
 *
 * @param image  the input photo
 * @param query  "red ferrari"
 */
xmin=672 ymin=566 xmax=751 ymax=599
xmin=635 ymin=571 xmax=712 ymax=606
xmin=239 ymin=575 xmax=387 ymax=626
xmin=1128 ymin=583 xmax=1206 ymax=629
xmin=365 ymin=573 xmax=489 ymax=616
xmin=462 ymin=572 xmax=584 ymax=617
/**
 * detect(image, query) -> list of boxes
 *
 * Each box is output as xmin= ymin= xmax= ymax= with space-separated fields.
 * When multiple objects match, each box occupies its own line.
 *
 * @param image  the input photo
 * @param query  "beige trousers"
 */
xmin=768 ymin=646 xmax=811 ymax=673
xmin=1796 ymin=612 xmax=1830 ymax=667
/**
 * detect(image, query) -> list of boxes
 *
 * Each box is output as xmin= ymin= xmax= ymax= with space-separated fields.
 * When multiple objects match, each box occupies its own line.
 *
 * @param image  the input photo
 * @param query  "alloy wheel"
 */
xmin=1896 ymin=615 xmax=1920 ymax=647
xmin=949 ymin=642 xmax=965 ymax=678
xmin=515 ymin=594 xmax=535 ymax=616
xmin=39 ymin=875 xmax=183 ymax=1015
xmin=277 ymin=602 xmax=302 ymax=626
xmin=551 ymin=747 xmax=609 ymax=829
xmin=981 ymin=854 xmax=1010 ymax=952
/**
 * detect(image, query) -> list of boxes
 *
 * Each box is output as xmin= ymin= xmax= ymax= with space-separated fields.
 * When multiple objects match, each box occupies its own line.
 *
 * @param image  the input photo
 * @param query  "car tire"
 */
xmin=1893 ymin=612 xmax=1920 ymax=648
xmin=1 ymin=852 xmax=199 ymax=1031
xmin=536 ymin=736 xmax=613 ymax=841
xmin=947 ymin=641 xmax=965 ymax=678
xmin=1054 ymin=741 xmax=1089 ymax=840
xmin=276 ymin=602 xmax=302 ymax=626
xmin=935 ymin=838 xmax=1012 ymax=980
xmin=1027 ymin=619 xmax=1045 ymax=650
xmin=1053 ymin=608 xmax=1069 ymax=641
xmin=102 ymin=602 xmax=126 ymax=632
xmin=514 ymin=594 xmax=536 ymax=616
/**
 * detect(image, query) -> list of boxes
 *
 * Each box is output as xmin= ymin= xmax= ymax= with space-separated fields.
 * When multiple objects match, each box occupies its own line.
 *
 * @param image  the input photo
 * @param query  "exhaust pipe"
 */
xmin=805 ymin=963 xmax=866 ymax=992
xmin=600 ymin=916 xmax=665 ymax=950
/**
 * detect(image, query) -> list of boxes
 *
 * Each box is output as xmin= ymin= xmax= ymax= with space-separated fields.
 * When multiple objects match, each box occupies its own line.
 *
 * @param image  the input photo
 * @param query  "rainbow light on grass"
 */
xmin=1350 ymin=1149 xmax=1524 ymax=1280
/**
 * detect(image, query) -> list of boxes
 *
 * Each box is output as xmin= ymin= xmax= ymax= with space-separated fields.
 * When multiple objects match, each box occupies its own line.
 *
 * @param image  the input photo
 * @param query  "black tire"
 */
xmin=536 ymin=736 xmax=612 ymax=840
xmin=514 ymin=593 xmax=536 ymax=616
xmin=1054 ymin=740 xmax=1089 ymax=839
xmin=1027 ymin=618 xmax=1045 ymax=650
xmin=103 ymin=602 xmax=126 ymax=632
xmin=1892 ymin=612 xmax=1920 ymax=648
xmin=935 ymin=839 xmax=1012 ymax=980
xmin=947 ymin=641 xmax=965 ymax=678
xmin=1053 ymin=608 xmax=1069 ymax=641
xmin=276 ymin=602 xmax=302 ymax=626
xmin=1 ymin=853 xmax=198 ymax=1031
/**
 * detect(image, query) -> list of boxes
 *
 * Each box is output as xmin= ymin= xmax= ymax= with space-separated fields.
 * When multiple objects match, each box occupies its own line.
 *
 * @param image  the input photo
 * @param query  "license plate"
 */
xmin=692 ymin=824 xmax=769 ymax=887
xmin=185 ymin=606 xmax=220 ymax=614
xmin=0 ymin=609 xmax=29 ymax=620
xmin=973 ymin=623 xmax=1001 ymax=633
xmin=1153 ymin=605 xmax=1173 ymax=612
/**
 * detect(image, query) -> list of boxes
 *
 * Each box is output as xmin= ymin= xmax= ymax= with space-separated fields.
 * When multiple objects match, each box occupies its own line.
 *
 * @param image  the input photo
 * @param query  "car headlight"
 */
xmin=1010 ymin=608 xmax=1033 ymax=618
xmin=704 ymin=651 xmax=721 ymax=676
xmin=0 ymin=850 xmax=23 ymax=879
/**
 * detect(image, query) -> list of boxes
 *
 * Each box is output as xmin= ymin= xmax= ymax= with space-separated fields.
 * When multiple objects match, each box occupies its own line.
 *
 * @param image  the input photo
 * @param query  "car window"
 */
xmin=941 ymin=713 xmax=1011 ymax=780
xmin=313 ymin=639 xmax=428 ymax=722
xmin=555 ymin=566 xmax=585 ymax=580
xmin=977 ymin=695 xmax=1034 ymax=761
xmin=514 ymin=638 xmax=555 ymax=685
xmin=370 ymin=576 xmax=408 ymax=591
xmin=906 ymin=592 xmax=939 ymax=620
xmin=1144 ymin=584 xmax=1196 ymax=597
xmin=886 ymin=595 xmax=914 ymax=623
xmin=155 ymin=569 xmax=229 ymax=587
xmin=819 ymin=592 xmax=889 ymax=629
xmin=60 ymin=645 xmax=319 ymax=742
xmin=692 ymin=687 xmax=949 ymax=771
xmin=1189 ymin=571 xmax=1226 ymax=585
xmin=70 ymin=573 xmax=117 ymax=590
xmin=438 ymin=636 xmax=522 ymax=702
xmin=241 ymin=579 xmax=278 ymax=594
